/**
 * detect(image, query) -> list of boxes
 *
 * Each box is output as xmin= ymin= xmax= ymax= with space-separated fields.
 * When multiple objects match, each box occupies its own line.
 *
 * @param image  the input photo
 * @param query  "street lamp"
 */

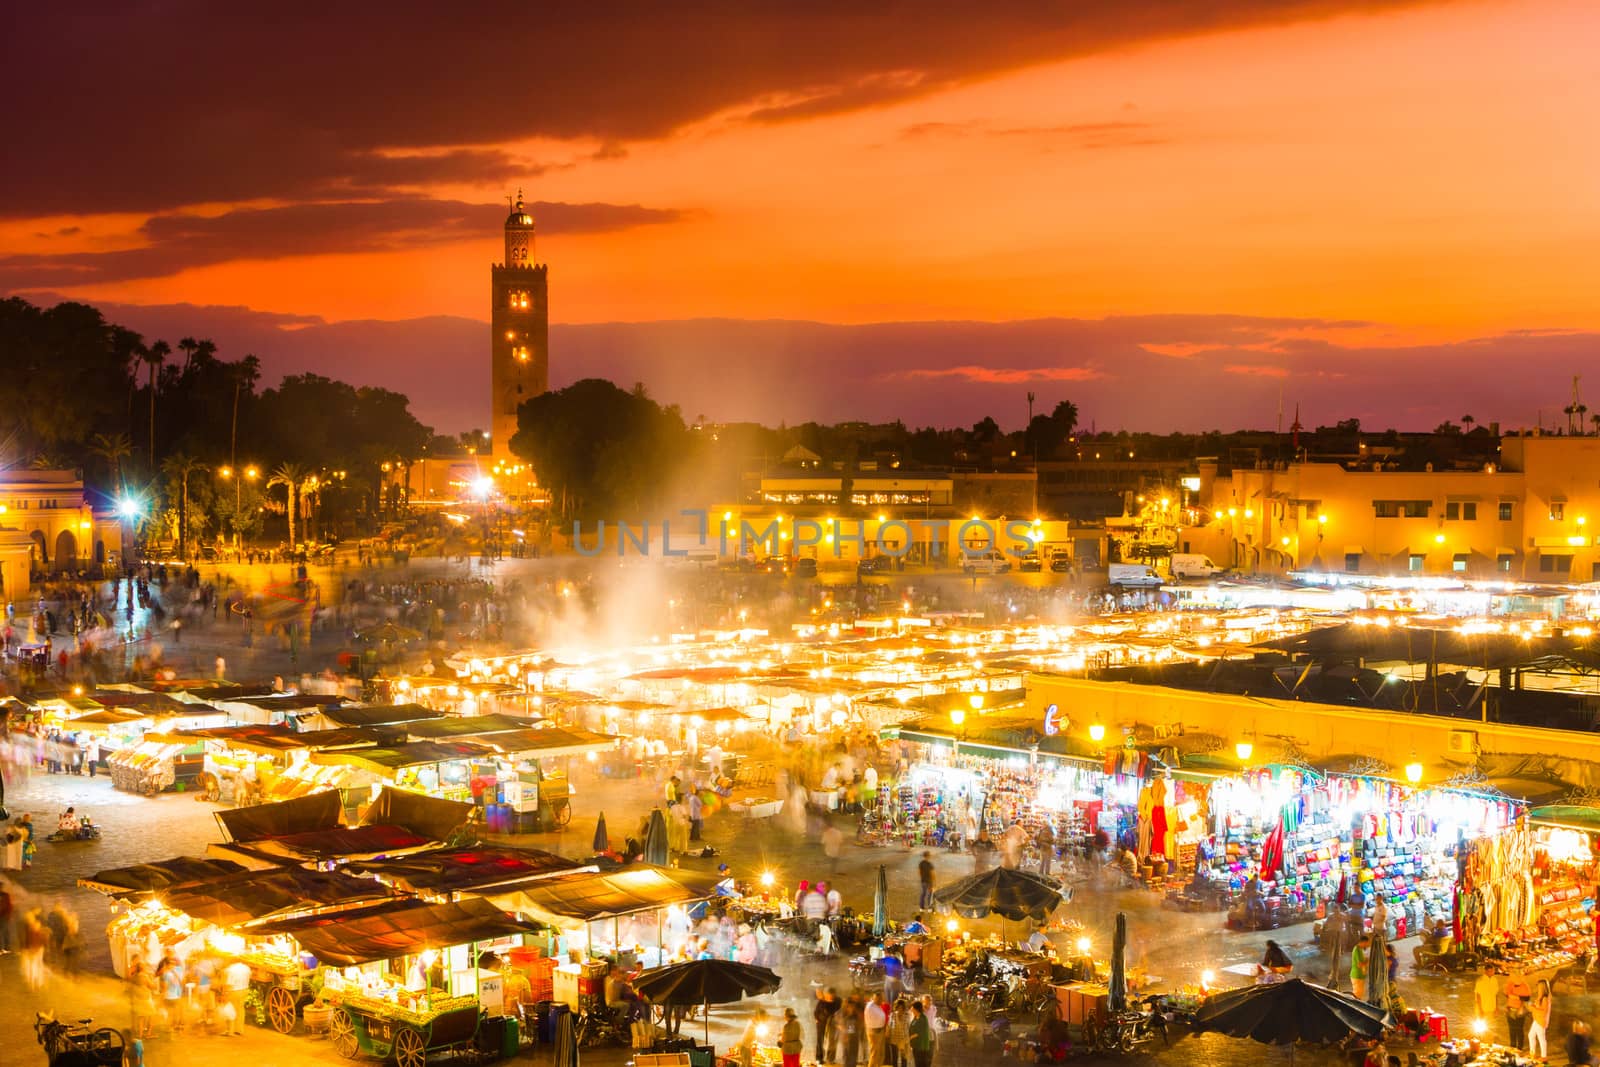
xmin=219 ymin=464 xmax=259 ymax=550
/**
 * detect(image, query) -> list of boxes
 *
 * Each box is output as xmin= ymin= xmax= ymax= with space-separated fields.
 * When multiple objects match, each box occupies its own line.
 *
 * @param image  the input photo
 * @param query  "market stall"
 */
xmin=251 ymin=897 xmax=542 ymax=1065
xmin=481 ymin=865 xmax=727 ymax=978
xmin=108 ymin=733 xmax=206 ymax=795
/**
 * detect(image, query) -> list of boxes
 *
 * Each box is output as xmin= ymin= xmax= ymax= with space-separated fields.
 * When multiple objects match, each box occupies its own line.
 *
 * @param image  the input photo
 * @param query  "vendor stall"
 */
xmin=252 ymin=897 xmax=542 ymax=1066
xmin=481 ymin=865 xmax=727 ymax=976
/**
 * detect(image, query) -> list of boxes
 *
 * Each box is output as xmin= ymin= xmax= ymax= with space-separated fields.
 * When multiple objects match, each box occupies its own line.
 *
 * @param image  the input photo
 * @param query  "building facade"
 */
xmin=0 ymin=469 xmax=123 ymax=598
xmin=1189 ymin=435 xmax=1600 ymax=580
xmin=489 ymin=192 xmax=548 ymax=459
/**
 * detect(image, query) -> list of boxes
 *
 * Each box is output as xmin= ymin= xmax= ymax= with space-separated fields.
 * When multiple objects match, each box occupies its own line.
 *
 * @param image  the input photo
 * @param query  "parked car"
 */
xmin=792 ymin=558 xmax=818 ymax=578
xmin=961 ymin=549 xmax=1011 ymax=575
xmin=858 ymin=555 xmax=893 ymax=575
xmin=1049 ymin=554 xmax=1073 ymax=573
xmin=1015 ymin=549 xmax=1042 ymax=572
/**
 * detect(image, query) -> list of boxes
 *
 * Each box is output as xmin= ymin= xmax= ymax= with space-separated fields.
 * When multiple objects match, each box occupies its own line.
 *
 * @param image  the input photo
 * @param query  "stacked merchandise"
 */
xmin=1352 ymin=834 xmax=1455 ymax=937
xmin=1537 ymin=882 xmax=1590 ymax=956
xmin=1220 ymin=804 xmax=1346 ymax=922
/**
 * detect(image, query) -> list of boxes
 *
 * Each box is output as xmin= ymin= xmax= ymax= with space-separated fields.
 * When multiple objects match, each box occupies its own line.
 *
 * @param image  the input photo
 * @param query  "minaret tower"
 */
xmin=490 ymin=190 xmax=548 ymax=458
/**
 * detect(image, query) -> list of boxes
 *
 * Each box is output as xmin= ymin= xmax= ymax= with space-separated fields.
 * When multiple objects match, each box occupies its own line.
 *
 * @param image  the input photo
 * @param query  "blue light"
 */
xmin=117 ymin=497 xmax=141 ymax=519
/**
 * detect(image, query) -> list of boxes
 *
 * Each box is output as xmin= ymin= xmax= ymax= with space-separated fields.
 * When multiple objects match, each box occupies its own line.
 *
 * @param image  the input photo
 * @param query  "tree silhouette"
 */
xmin=162 ymin=452 xmax=207 ymax=558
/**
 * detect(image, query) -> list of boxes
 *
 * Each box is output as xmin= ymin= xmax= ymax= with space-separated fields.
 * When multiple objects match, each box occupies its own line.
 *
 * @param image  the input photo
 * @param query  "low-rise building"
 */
xmin=0 ymin=469 xmax=123 ymax=596
xmin=1188 ymin=434 xmax=1600 ymax=580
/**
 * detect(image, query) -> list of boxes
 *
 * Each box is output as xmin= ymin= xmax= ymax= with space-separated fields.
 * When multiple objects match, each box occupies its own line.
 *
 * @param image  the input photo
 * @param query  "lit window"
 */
xmin=1498 ymin=502 xmax=1514 ymax=521
xmin=1408 ymin=554 xmax=1425 ymax=572
xmin=1452 ymin=553 xmax=1469 ymax=573
xmin=1550 ymin=502 xmax=1565 ymax=521
xmin=1497 ymin=554 xmax=1513 ymax=572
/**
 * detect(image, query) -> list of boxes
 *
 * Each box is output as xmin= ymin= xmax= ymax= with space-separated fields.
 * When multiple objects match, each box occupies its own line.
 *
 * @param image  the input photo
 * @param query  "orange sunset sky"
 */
xmin=5 ymin=1 xmax=1599 ymax=431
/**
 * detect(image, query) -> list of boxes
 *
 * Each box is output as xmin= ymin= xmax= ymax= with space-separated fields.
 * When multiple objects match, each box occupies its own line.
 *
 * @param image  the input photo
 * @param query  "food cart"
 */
xmin=251 ymin=897 xmax=542 ymax=1067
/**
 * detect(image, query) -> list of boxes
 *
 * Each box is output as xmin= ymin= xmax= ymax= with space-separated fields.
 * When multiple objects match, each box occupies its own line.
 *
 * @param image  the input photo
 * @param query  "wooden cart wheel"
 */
xmin=393 ymin=1025 xmax=427 ymax=1067
xmin=330 ymin=1009 xmax=359 ymax=1059
xmin=267 ymin=985 xmax=298 ymax=1033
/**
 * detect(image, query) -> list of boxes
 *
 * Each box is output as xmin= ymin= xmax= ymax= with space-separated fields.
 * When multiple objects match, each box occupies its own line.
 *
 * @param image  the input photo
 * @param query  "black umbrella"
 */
xmin=630 ymin=959 xmax=782 ymax=1045
xmin=1193 ymin=978 xmax=1391 ymax=1047
xmin=594 ymin=811 xmax=609 ymax=854
xmin=1109 ymin=912 xmax=1128 ymax=1014
xmin=554 ymin=1004 xmax=579 ymax=1067
xmin=644 ymin=808 xmax=668 ymax=867
xmin=932 ymin=865 xmax=1065 ymax=922
xmin=872 ymin=864 xmax=889 ymax=939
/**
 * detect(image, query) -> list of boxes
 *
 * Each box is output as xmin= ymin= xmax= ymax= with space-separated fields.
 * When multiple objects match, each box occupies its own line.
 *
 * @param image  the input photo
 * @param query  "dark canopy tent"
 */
xmin=364 ymin=787 xmax=474 ymax=841
xmin=80 ymin=857 xmax=249 ymax=896
xmin=220 ymin=823 xmax=438 ymax=863
xmin=1256 ymin=623 xmax=1600 ymax=671
xmin=306 ymin=739 xmax=500 ymax=772
xmin=252 ymin=898 xmax=541 ymax=967
xmin=215 ymin=788 xmax=343 ymax=843
xmin=345 ymin=846 xmax=585 ymax=894
xmin=160 ymin=867 xmax=400 ymax=926
xmin=484 ymin=865 xmax=725 ymax=924
xmin=404 ymin=714 xmax=539 ymax=739
xmin=321 ymin=703 xmax=448 ymax=728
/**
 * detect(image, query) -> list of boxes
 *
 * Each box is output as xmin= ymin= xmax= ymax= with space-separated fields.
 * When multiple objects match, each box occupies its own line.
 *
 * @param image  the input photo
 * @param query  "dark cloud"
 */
xmin=2 ymin=1 xmax=1434 ymax=216
xmin=28 ymin=297 xmax=1578 ymax=435
xmin=0 ymin=199 xmax=683 ymax=286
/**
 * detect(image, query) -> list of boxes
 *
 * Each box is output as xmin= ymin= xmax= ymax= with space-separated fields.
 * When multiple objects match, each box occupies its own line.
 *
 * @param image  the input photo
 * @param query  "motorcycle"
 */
xmin=46 ymin=818 xmax=101 ymax=843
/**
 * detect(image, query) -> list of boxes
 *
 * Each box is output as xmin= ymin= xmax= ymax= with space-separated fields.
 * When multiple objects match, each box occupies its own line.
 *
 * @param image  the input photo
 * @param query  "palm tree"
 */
xmin=88 ymin=432 xmax=133 ymax=493
xmin=177 ymin=337 xmax=198 ymax=374
xmin=162 ymin=453 xmax=207 ymax=559
xmin=1592 ymin=413 xmax=1600 ymax=437
xmin=1462 ymin=415 xmax=1475 ymax=432
xmin=268 ymin=462 xmax=309 ymax=546
xmin=145 ymin=339 xmax=170 ymax=464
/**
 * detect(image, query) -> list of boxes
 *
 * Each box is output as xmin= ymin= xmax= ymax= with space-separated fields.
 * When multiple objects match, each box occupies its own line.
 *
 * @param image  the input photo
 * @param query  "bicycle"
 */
xmin=34 ymin=1012 xmax=125 ymax=1066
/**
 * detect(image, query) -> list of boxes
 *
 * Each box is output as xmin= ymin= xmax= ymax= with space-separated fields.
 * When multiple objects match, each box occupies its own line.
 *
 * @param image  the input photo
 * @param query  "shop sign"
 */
xmin=1043 ymin=703 xmax=1062 ymax=736
xmin=1153 ymin=723 xmax=1184 ymax=740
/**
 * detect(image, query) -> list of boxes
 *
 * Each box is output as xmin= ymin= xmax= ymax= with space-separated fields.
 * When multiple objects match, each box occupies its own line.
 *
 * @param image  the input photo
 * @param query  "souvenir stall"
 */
xmin=1529 ymin=825 xmax=1598 ymax=965
xmin=1206 ymin=767 xmax=1523 ymax=934
xmin=1462 ymin=819 xmax=1579 ymax=984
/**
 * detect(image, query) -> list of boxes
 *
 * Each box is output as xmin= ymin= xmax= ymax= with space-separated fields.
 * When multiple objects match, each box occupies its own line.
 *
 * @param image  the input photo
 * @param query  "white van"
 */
xmin=962 ymin=549 xmax=1012 ymax=575
xmin=1108 ymin=563 xmax=1163 ymax=587
xmin=1170 ymin=553 xmax=1224 ymax=579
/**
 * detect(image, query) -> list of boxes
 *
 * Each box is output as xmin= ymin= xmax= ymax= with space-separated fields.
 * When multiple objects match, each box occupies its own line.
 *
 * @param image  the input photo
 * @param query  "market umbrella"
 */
xmin=1193 ymin=978 xmax=1391 ymax=1047
xmin=1109 ymin=912 xmax=1128 ymax=1014
xmin=932 ymin=865 xmax=1065 ymax=922
xmin=554 ymin=1004 xmax=579 ymax=1067
xmin=644 ymin=808 xmax=669 ymax=867
xmin=630 ymin=958 xmax=781 ymax=1046
xmin=872 ymin=864 xmax=889 ymax=939
xmin=593 ymin=811 xmax=609 ymax=854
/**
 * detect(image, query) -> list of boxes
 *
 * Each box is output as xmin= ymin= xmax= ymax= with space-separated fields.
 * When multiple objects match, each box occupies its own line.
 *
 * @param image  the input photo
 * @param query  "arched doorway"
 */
xmin=95 ymin=539 xmax=106 ymax=565
xmin=54 ymin=529 xmax=78 ymax=572
xmin=30 ymin=529 xmax=47 ymax=568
